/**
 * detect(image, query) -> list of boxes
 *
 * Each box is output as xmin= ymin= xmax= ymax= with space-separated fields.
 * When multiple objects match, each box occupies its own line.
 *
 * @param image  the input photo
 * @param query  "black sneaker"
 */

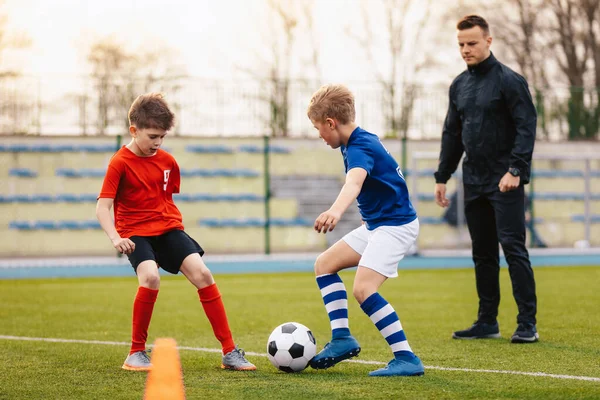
xmin=452 ymin=321 xmax=501 ymax=339
xmin=511 ymin=323 xmax=539 ymax=343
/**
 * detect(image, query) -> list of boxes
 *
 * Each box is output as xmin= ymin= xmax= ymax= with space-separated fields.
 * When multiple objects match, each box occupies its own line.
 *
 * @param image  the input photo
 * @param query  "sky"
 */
xmin=1 ymin=0 xmax=470 ymax=136
xmin=3 ymin=0 xmax=465 ymax=83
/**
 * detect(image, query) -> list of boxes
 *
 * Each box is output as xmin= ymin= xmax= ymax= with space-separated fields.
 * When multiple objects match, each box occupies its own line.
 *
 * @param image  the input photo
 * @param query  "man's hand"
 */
xmin=498 ymin=172 xmax=520 ymax=192
xmin=112 ymin=237 xmax=136 ymax=255
xmin=314 ymin=209 xmax=342 ymax=233
xmin=434 ymin=183 xmax=450 ymax=207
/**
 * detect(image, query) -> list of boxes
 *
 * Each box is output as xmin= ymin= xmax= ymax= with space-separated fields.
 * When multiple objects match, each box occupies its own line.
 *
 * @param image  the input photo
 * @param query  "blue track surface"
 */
xmin=1 ymin=252 xmax=598 ymax=279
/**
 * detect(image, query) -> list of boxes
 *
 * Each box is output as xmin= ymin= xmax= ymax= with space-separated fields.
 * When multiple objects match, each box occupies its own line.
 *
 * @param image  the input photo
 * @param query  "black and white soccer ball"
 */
xmin=267 ymin=322 xmax=317 ymax=373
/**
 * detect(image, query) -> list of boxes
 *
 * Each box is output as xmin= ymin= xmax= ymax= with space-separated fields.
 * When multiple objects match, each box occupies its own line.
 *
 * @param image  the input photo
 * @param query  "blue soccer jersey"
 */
xmin=341 ymin=127 xmax=417 ymax=229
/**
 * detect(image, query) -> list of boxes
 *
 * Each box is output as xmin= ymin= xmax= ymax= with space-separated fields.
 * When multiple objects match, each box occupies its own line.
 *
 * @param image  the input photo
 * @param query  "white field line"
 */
xmin=1 ymin=335 xmax=599 ymax=383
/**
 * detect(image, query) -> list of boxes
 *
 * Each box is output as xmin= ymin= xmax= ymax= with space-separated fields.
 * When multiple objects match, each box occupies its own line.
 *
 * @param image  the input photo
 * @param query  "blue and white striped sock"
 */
xmin=316 ymin=273 xmax=350 ymax=339
xmin=360 ymin=292 xmax=413 ymax=358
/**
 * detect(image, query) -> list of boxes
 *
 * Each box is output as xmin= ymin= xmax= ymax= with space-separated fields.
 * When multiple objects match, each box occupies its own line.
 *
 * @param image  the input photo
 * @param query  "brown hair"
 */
xmin=457 ymin=15 xmax=490 ymax=36
xmin=128 ymin=93 xmax=175 ymax=131
xmin=307 ymin=84 xmax=356 ymax=125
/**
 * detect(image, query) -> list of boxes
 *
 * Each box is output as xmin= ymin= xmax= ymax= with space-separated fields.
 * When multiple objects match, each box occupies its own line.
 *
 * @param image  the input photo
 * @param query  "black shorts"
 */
xmin=127 ymin=229 xmax=205 ymax=274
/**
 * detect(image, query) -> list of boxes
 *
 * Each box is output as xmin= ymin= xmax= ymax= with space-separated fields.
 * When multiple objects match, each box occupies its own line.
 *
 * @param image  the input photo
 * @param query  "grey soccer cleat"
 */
xmin=221 ymin=346 xmax=256 ymax=371
xmin=122 ymin=350 xmax=152 ymax=371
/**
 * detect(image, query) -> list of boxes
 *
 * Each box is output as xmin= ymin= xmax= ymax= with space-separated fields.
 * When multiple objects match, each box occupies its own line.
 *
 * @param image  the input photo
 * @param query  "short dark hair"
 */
xmin=128 ymin=93 xmax=175 ymax=131
xmin=457 ymin=15 xmax=490 ymax=36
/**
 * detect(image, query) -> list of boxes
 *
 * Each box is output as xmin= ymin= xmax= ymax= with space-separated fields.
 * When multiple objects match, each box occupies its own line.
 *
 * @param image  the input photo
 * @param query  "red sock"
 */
xmin=198 ymin=283 xmax=235 ymax=354
xmin=130 ymin=286 xmax=159 ymax=355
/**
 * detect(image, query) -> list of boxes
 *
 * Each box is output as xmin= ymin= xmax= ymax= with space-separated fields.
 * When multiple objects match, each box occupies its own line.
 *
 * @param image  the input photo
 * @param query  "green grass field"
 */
xmin=1 ymin=266 xmax=599 ymax=400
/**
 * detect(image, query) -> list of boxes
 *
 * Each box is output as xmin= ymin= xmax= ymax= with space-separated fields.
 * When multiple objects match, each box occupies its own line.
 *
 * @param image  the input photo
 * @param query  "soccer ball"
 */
xmin=267 ymin=322 xmax=317 ymax=373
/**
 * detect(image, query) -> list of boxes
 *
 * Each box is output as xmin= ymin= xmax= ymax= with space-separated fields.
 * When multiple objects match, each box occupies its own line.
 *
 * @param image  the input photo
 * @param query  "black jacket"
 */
xmin=434 ymin=53 xmax=537 ymax=187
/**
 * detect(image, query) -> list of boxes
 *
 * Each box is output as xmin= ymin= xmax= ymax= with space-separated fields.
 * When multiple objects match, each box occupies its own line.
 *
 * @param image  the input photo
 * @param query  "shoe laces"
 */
xmin=139 ymin=350 xmax=151 ymax=363
xmin=228 ymin=346 xmax=247 ymax=361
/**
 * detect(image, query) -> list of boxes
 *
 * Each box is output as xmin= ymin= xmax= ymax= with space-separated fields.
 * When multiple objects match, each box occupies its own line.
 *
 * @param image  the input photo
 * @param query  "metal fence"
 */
xmin=0 ymin=76 xmax=598 ymax=140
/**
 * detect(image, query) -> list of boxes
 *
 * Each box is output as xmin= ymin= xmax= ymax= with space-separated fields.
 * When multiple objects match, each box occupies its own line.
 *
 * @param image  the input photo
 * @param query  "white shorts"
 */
xmin=342 ymin=219 xmax=419 ymax=278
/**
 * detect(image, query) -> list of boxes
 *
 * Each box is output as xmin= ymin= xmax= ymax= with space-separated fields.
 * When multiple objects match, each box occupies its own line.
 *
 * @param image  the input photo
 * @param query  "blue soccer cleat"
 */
xmin=309 ymin=335 xmax=361 ymax=369
xmin=369 ymin=353 xmax=425 ymax=377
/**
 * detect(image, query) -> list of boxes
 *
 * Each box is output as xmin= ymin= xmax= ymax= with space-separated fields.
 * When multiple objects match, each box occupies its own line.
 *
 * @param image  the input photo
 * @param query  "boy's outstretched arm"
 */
xmin=314 ymin=167 xmax=367 ymax=233
xmin=96 ymin=198 xmax=136 ymax=255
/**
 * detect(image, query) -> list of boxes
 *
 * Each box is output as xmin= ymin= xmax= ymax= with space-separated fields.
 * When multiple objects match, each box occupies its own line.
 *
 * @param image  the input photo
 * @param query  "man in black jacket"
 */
xmin=434 ymin=15 xmax=539 ymax=343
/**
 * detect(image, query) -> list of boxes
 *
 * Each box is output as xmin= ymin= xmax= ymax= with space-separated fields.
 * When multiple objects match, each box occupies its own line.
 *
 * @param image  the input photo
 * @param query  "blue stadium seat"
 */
xmin=52 ymin=144 xmax=77 ymax=152
xmin=9 ymin=221 xmax=33 ymax=230
xmin=238 ymin=145 xmax=291 ymax=154
xmin=197 ymin=217 xmax=311 ymax=227
xmin=55 ymin=168 xmax=105 ymax=178
xmin=179 ymin=168 xmax=259 ymax=178
xmin=418 ymin=216 xmax=445 ymax=225
xmin=5 ymin=144 xmax=29 ymax=152
xmin=531 ymin=192 xmax=600 ymax=201
xmin=416 ymin=193 xmax=435 ymax=201
xmin=236 ymin=193 xmax=263 ymax=201
xmin=8 ymin=168 xmax=38 ymax=178
xmin=55 ymin=194 xmax=81 ymax=203
xmin=80 ymin=220 xmax=101 ymax=229
xmin=57 ymin=220 xmax=84 ymax=230
xmin=571 ymin=214 xmax=600 ymax=223
xmin=30 ymin=194 xmax=54 ymax=203
xmin=75 ymin=144 xmax=117 ymax=153
xmin=533 ymin=169 xmax=584 ymax=178
xmin=78 ymin=194 xmax=98 ymax=202
xmin=14 ymin=194 xmax=34 ymax=203
xmin=185 ymin=144 xmax=233 ymax=154
xmin=33 ymin=220 xmax=59 ymax=230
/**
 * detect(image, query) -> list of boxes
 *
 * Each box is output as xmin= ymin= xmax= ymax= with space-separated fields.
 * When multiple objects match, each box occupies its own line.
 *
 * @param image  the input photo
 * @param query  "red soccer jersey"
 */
xmin=98 ymin=146 xmax=184 ymax=238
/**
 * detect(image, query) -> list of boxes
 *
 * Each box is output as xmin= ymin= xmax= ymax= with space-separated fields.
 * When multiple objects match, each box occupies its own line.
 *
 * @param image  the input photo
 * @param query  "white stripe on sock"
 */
xmin=391 ymin=340 xmax=412 ymax=353
xmin=369 ymin=304 xmax=394 ymax=324
xmin=330 ymin=318 xmax=349 ymax=330
xmin=325 ymin=299 xmax=348 ymax=314
xmin=320 ymin=282 xmax=346 ymax=297
xmin=380 ymin=320 xmax=403 ymax=339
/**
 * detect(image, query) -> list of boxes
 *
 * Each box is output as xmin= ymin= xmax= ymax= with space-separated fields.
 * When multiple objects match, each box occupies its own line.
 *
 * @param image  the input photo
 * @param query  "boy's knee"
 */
xmin=352 ymin=283 xmax=374 ymax=304
xmin=140 ymin=273 xmax=160 ymax=289
xmin=314 ymin=253 xmax=329 ymax=275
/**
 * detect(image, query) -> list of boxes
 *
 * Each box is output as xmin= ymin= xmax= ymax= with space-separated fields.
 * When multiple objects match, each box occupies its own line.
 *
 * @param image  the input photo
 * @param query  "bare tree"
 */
xmin=478 ymin=0 xmax=553 ymax=138
xmin=548 ymin=0 xmax=599 ymax=139
xmin=0 ymin=0 xmax=30 ymax=77
xmin=0 ymin=0 xmax=32 ymax=134
xmin=348 ymin=0 xmax=434 ymax=140
xmin=84 ymin=36 xmax=185 ymax=135
xmin=239 ymin=0 xmax=320 ymax=137
xmin=449 ymin=0 xmax=600 ymax=140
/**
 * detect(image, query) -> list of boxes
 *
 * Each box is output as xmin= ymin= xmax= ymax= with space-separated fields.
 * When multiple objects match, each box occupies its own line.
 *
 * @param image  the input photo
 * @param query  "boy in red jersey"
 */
xmin=96 ymin=93 xmax=256 ymax=372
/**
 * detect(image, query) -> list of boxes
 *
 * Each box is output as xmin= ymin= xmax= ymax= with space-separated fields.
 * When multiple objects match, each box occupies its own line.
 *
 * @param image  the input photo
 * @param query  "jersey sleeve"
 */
xmin=346 ymin=139 xmax=374 ymax=174
xmin=171 ymin=160 xmax=181 ymax=194
xmin=98 ymin=157 xmax=123 ymax=199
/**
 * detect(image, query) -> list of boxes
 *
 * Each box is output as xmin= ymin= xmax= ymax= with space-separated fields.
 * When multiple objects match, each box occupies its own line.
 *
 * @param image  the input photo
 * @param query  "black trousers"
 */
xmin=464 ymin=185 xmax=537 ymax=325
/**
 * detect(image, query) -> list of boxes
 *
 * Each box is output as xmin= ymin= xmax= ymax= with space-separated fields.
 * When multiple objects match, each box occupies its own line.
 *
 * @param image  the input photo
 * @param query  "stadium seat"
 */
xmin=185 ymin=144 xmax=233 ymax=153
xmin=178 ymin=168 xmax=260 ymax=178
xmin=9 ymin=221 xmax=33 ymax=230
xmin=8 ymin=220 xmax=102 ymax=230
xmin=55 ymin=168 xmax=106 ymax=178
xmin=57 ymin=220 xmax=84 ymax=230
xmin=418 ymin=216 xmax=446 ymax=225
xmin=33 ymin=220 xmax=59 ymax=230
xmin=8 ymin=168 xmax=38 ymax=178
xmin=197 ymin=217 xmax=312 ymax=228
xmin=75 ymin=144 xmax=117 ymax=153
xmin=571 ymin=214 xmax=600 ymax=223
xmin=238 ymin=145 xmax=291 ymax=154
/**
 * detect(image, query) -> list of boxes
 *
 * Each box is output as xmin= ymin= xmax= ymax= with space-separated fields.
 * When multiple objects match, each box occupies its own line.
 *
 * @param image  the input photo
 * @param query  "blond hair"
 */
xmin=307 ymin=84 xmax=356 ymax=124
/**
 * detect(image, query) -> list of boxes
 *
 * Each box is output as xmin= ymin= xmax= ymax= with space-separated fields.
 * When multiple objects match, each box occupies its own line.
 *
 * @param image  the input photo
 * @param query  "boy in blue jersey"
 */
xmin=306 ymin=84 xmax=424 ymax=377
